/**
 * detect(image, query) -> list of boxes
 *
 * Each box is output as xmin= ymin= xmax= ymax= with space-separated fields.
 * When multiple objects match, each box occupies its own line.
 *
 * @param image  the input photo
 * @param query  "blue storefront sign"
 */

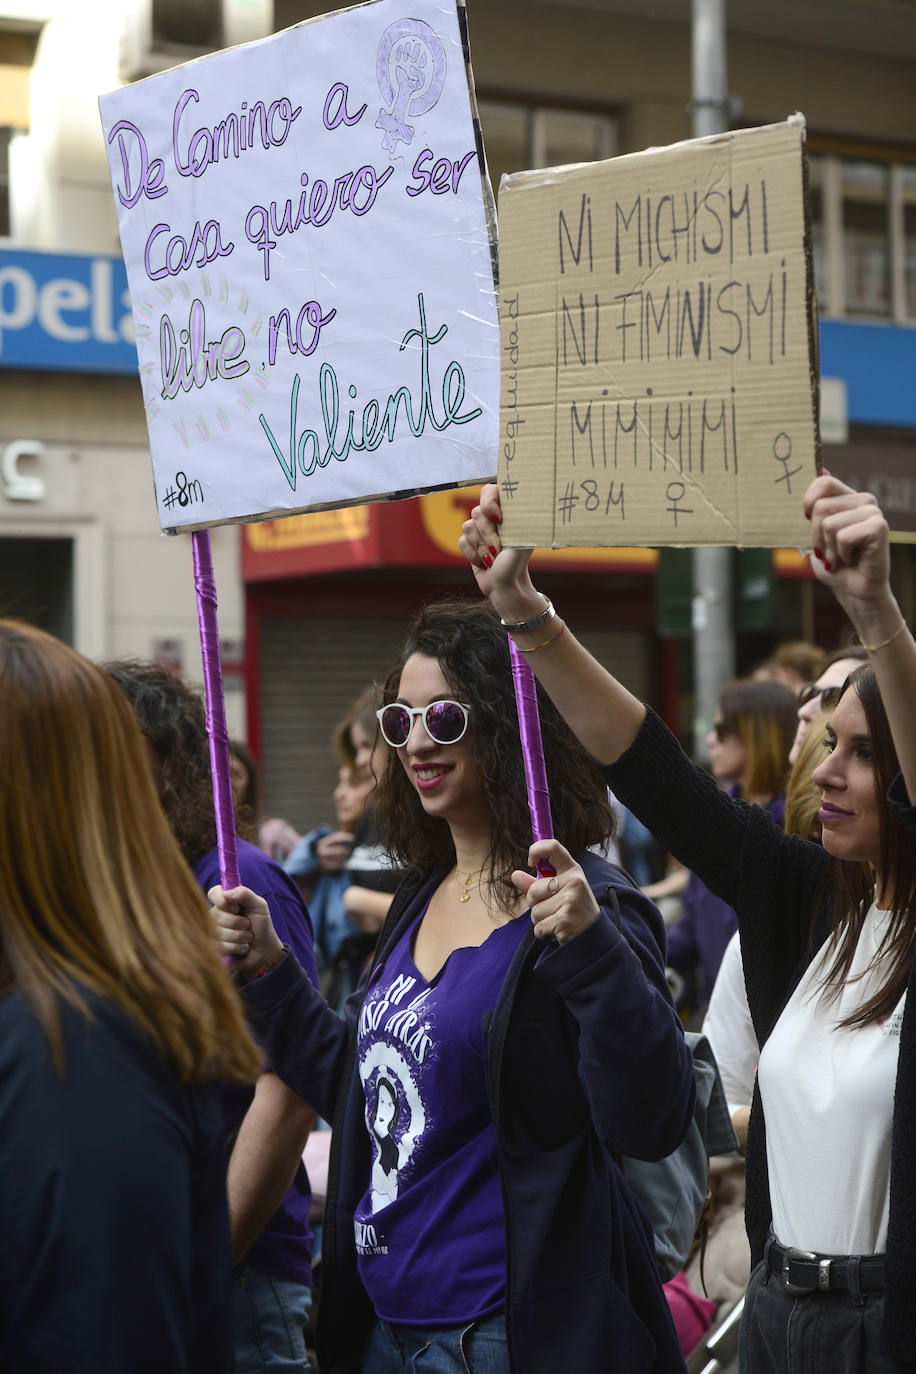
xmin=0 ymin=246 xmax=138 ymax=374
xmin=819 ymin=319 xmax=916 ymax=430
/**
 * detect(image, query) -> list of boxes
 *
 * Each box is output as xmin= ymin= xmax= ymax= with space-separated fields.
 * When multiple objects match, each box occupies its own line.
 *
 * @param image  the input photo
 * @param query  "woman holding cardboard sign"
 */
xmin=459 ymin=473 xmax=916 ymax=1372
xmin=209 ymin=596 xmax=695 ymax=1374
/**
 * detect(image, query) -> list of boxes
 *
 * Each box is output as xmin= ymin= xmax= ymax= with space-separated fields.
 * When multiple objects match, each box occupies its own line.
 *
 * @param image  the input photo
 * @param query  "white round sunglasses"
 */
xmin=376 ymin=700 xmax=472 ymax=748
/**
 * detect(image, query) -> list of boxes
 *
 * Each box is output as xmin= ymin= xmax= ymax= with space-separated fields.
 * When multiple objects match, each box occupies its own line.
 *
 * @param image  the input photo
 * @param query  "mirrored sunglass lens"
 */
xmin=381 ymin=706 xmax=411 ymax=745
xmin=798 ymin=684 xmax=818 ymax=707
xmin=426 ymin=701 xmax=466 ymax=742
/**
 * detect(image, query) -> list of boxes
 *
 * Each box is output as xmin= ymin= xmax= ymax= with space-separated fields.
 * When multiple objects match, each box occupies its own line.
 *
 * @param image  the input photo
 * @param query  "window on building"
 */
xmin=842 ymin=160 xmax=891 ymax=317
xmin=477 ymin=97 xmax=617 ymax=197
xmin=0 ymin=128 xmax=9 ymax=238
xmin=904 ymin=165 xmax=916 ymax=318
xmin=808 ymin=157 xmax=828 ymax=306
xmin=151 ymin=0 xmax=223 ymax=50
xmin=0 ymin=27 xmax=39 ymax=239
xmin=809 ymin=148 xmax=916 ymax=323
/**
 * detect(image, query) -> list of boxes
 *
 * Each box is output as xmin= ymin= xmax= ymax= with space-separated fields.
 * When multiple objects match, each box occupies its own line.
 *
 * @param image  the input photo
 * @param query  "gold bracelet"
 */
xmin=861 ymin=621 xmax=907 ymax=653
xmin=518 ymin=621 xmax=566 ymax=654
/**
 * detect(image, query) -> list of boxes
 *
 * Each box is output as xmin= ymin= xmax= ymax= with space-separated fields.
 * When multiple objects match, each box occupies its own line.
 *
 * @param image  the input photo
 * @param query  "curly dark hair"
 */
xmin=104 ymin=660 xmax=228 ymax=864
xmin=378 ymin=599 xmax=613 ymax=914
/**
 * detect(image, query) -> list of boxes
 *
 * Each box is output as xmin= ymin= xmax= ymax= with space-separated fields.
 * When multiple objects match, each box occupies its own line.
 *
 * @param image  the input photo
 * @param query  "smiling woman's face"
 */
xmin=811 ymin=689 xmax=881 ymax=872
xmin=391 ymin=653 xmax=486 ymax=828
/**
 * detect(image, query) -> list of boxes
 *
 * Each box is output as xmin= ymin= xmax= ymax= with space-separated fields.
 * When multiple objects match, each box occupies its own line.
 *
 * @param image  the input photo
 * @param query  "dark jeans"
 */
xmin=740 ymin=1257 xmax=907 ymax=1374
xmin=232 ymin=1267 xmax=312 ymax=1372
xmin=362 ymin=1312 xmax=508 ymax=1374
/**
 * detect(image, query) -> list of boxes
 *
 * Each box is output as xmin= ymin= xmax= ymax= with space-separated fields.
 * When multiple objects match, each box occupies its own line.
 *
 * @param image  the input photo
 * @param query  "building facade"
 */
xmin=0 ymin=0 xmax=913 ymax=829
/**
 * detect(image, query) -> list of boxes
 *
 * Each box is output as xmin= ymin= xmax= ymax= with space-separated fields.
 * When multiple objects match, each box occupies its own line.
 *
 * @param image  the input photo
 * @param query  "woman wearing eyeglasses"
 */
xmin=459 ymin=473 xmax=916 ymax=1374
xmin=210 ymin=597 xmax=695 ymax=1374
xmin=788 ymin=645 xmax=868 ymax=766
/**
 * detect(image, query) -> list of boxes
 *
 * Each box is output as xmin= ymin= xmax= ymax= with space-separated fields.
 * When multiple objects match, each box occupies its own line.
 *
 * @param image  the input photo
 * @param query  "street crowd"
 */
xmin=1 ymin=474 xmax=915 ymax=1374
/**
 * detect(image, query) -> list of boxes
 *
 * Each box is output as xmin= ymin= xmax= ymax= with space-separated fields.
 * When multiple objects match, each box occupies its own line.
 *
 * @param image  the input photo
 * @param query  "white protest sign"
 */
xmin=99 ymin=0 xmax=498 ymax=532
xmin=497 ymin=118 xmax=819 ymax=549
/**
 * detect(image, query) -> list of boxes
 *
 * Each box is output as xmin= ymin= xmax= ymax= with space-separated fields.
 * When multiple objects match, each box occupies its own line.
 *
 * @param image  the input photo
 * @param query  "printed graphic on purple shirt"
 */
xmin=354 ymin=908 xmax=528 ymax=1324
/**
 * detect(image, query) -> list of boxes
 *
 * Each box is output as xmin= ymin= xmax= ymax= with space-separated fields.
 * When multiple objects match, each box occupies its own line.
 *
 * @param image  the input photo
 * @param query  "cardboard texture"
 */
xmin=497 ymin=118 xmax=820 ymax=549
xmin=99 ymin=0 xmax=499 ymax=533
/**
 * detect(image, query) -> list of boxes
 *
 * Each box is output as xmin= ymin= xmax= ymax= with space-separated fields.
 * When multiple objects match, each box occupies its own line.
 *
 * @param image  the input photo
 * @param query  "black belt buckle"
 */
xmin=781 ymin=1247 xmax=825 ymax=1295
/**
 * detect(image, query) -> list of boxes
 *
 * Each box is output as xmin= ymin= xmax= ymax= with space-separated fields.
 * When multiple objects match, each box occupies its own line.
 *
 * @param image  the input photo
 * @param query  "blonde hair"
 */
xmin=784 ymin=707 xmax=830 ymax=841
xmin=0 ymin=620 xmax=260 ymax=1083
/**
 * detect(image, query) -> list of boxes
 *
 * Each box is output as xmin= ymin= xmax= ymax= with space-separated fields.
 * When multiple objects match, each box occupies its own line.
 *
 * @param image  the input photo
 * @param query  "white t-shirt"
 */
xmin=757 ymin=899 xmax=905 ymax=1255
xmin=702 ymin=931 xmax=758 ymax=1118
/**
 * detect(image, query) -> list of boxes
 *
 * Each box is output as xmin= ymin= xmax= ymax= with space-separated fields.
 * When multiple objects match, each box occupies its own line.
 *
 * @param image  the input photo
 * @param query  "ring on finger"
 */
xmin=547 ymin=876 xmax=560 ymax=896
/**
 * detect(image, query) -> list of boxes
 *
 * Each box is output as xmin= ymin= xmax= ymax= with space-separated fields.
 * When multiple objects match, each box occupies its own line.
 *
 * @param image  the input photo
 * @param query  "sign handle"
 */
xmin=507 ymin=636 xmax=556 ymax=876
xmin=191 ymin=528 xmax=240 ymax=892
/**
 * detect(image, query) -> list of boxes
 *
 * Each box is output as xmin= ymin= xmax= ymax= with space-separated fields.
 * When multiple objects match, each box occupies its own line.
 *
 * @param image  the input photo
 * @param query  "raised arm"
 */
xmin=807 ymin=473 xmax=916 ymax=804
xmin=458 ymin=485 xmax=645 ymax=765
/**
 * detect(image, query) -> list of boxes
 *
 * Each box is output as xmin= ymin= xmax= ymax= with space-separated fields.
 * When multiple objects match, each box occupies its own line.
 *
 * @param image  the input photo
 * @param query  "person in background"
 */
xmin=704 ymin=710 xmax=834 ymax=1154
xmin=0 ymin=621 xmax=260 ymax=1374
xmin=286 ymin=687 xmax=399 ymax=1006
xmin=788 ymin=643 xmax=869 ymax=766
xmin=230 ymin=737 xmax=301 ymax=863
xmin=665 ymin=679 xmax=797 ymax=1008
xmin=690 ymin=712 xmax=837 ymax=1312
xmin=211 ymin=598 xmax=695 ymax=1374
xmin=460 ymin=473 xmax=916 ymax=1373
xmin=752 ymin=640 xmax=826 ymax=694
xmin=340 ymin=686 xmax=403 ymax=934
xmin=108 ymin=662 xmax=321 ymax=1374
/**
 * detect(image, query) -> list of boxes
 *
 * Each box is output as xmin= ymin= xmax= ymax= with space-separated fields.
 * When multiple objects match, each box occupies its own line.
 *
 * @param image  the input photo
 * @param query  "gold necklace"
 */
xmin=456 ymin=865 xmax=486 ymax=903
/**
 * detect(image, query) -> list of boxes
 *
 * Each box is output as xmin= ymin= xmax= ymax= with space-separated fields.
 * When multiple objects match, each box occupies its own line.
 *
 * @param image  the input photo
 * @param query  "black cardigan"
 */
xmin=604 ymin=708 xmax=916 ymax=1366
xmin=241 ymin=851 xmax=694 ymax=1374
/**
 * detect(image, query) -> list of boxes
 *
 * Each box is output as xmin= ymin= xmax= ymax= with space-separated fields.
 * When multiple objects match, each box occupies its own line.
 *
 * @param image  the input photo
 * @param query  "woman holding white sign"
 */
xmin=209 ymin=597 xmax=695 ymax=1374
xmin=459 ymin=473 xmax=916 ymax=1373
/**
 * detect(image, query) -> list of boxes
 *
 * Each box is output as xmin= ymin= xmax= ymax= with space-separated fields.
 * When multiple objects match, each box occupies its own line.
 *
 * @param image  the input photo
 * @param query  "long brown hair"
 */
xmin=379 ymin=599 xmax=613 ymax=913
xmin=0 ymin=621 xmax=259 ymax=1082
xmin=718 ymin=678 xmax=797 ymax=799
xmin=819 ymin=666 xmax=916 ymax=1029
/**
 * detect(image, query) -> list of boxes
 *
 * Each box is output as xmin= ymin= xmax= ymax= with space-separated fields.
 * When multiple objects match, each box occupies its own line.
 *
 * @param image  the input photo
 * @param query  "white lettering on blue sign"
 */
xmin=0 ymin=249 xmax=137 ymax=374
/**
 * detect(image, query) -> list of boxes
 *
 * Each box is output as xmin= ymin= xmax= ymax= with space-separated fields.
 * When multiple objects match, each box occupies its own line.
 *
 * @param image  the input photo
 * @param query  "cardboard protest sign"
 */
xmin=497 ymin=117 xmax=819 ymax=549
xmin=99 ymin=0 xmax=498 ymax=533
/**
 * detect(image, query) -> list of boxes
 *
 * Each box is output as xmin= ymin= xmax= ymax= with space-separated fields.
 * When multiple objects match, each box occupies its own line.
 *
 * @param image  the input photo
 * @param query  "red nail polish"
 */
xmin=814 ymin=547 xmax=823 ymax=560
xmin=805 ymin=511 xmax=811 ymax=520
xmin=823 ymin=558 xmax=832 ymax=571
xmin=488 ymin=545 xmax=498 ymax=558
xmin=482 ymin=554 xmax=493 ymax=568
xmin=495 ymin=511 xmax=503 ymax=524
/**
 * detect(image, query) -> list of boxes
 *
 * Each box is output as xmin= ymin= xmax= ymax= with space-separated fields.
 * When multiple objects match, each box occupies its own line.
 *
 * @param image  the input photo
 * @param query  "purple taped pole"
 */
xmin=192 ymin=528 xmax=240 ymax=892
xmin=508 ymin=635 xmax=556 ymax=876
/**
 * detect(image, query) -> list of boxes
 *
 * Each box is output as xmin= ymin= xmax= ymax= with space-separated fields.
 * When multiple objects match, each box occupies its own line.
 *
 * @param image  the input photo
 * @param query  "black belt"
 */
xmin=767 ymin=1239 xmax=885 ymax=1296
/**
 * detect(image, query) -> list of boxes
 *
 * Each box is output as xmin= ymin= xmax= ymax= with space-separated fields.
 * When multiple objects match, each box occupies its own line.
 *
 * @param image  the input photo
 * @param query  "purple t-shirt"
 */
xmin=354 ymin=905 xmax=528 ymax=1325
xmin=194 ymin=838 xmax=321 ymax=1287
